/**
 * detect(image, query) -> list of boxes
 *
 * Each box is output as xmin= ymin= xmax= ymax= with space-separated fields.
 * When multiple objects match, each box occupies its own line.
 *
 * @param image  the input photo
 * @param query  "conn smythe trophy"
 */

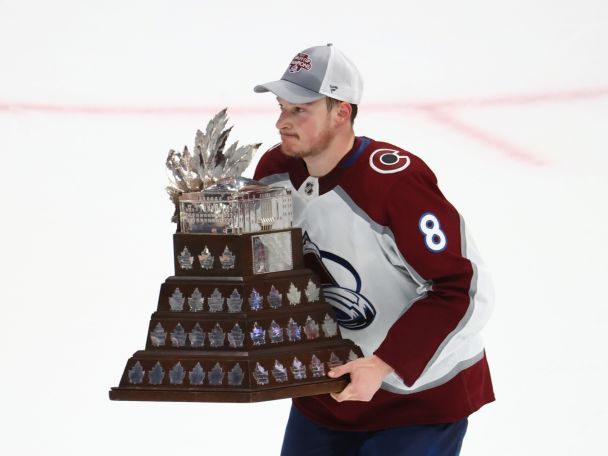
xmin=109 ymin=110 xmax=362 ymax=402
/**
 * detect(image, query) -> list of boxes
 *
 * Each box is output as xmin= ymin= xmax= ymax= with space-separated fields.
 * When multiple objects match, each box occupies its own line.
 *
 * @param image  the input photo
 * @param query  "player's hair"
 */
xmin=326 ymin=97 xmax=358 ymax=125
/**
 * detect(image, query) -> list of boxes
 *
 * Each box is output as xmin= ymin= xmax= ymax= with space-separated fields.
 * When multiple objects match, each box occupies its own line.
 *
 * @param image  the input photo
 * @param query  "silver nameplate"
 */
xmin=148 ymin=362 xmax=165 ymax=385
xmin=286 ymin=318 xmax=301 ymax=342
xmin=251 ymin=231 xmax=293 ymax=275
xmin=208 ymin=288 xmax=225 ymax=312
xmin=170 ymin=323 xmax=187 ymax=347
xmin=169 ymin=288 xmax=185 ymax=311
xmin=269 ymin=320 xmax=284 ymax=343
xmin=188 ymin=288 xmax=204 ymax=312
xmin=189 ymin=362 xmax=205 ymax=385
xmin=252 ymin=362 xmax=269 ymax=386
xmin=303 ymin=316 xmax=319 ymax=340
xmin=267 ymin=285 xmax=283 ymax=309
xmin=228 ymin=363 xmax=244 ymax=386
xmin=251 ymin=231 xmax=293 ymax=274
xmin=198 ymin=246 xmax=214 ymax=269
xmin=219 ymin=246 xmax=236 ymax=269
xmin=228 ymin=323 xmax=245 ymax=348
xmin=322 ymin=314 xmax=338 ymax=338
xmin=304 ymin=279 xmax=320 ymax=302
xmin=327 ymin=352 xmax=343 ymax=369
xmin=169 ymin=362 xmax=186 ymax=384
xmin=208 ymin=363 xmax=224 ymax=385
xmin=287 ymin=283 xmax=302 ymax=306
xmin=150 ymin=323 xmax=166 ymax=347
xmin=309 ymin=355 xmax=325 ymax=378
xmin=128 ymin=362 xmax=145 ymax=384
xmin=271 ymin=360 xmax=288 ymax=383
xmin=227 ymin=289 xmax=243 ymax=312
xmin=250 ymin=322 xmax=266 ymax=346
xmin=290 ymin=357 xmax=307 ymax=380
xmin=188 ymin=323 xmax=205 ymax=347
xmin=249 ymin=289 xmax=263 ymax=311
xmin=209 ymin=323 xmax=226 ymax=348
xmin=177 ymin=247 xmax=194 ymax=270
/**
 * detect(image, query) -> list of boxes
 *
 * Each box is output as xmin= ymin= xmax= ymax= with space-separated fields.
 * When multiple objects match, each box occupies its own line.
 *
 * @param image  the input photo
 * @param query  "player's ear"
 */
xmin=334 ymin=101 xmax=352 ymax=127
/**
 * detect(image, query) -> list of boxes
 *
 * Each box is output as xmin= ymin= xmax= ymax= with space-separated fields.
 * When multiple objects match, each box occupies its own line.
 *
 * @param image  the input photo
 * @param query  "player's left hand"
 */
xmin=328 ymin=355 xmax=394 ymax=402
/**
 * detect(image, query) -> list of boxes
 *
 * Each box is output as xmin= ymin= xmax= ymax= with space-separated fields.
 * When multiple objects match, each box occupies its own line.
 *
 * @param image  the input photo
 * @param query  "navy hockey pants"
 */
xmin=280 ymin=406 xmax=468 ymax=456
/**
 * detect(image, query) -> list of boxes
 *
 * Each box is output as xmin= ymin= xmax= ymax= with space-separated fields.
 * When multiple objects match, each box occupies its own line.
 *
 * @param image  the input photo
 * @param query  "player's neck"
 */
xmin=304 ymin=131 xmax=355 ymax=178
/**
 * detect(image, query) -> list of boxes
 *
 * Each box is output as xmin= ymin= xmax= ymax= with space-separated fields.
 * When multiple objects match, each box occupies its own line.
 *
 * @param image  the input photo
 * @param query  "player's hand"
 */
xmin=328 ymin=355 xmax=394 ymax=402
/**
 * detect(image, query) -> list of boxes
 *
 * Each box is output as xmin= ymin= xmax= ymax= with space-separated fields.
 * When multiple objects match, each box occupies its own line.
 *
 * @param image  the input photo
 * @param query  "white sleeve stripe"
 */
xmin=381 ymin=349 xmax=486 ymax=395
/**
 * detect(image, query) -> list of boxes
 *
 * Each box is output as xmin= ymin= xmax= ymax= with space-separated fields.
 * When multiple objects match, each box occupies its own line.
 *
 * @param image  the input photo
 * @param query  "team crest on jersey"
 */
xmin=288 ymin=53 xmax=312 ymax=73
xmin=302 ymin=232 xmax=377 ymax=330
xmin=369 ymin=148 xmax=411 ymax=174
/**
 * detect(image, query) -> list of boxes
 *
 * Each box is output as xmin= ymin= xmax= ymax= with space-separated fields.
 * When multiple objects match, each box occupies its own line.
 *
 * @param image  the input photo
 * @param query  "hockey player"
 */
xmin=253 ymin=43 xmax=495 ymax=456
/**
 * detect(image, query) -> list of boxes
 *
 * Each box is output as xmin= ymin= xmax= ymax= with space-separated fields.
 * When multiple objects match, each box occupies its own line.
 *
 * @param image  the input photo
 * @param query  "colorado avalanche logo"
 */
xmin=288 ymin=53 xmax=312 ymax=73
xmin=303 ymin=233 xmax=376 ymax=330
xmin=369 ymin=148 xmax=411 ymax=174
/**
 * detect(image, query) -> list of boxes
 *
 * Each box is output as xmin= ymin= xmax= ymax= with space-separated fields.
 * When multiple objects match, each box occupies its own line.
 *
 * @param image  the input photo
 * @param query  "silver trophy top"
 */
xmin=201 ymin=176 xmax=276 ymax=195
xmin=178 ymin=177 xmax=293 ymax=234
xmin=204 ymin=176 xmax=267 ymax=193
xmin=165 ymin=109 xmax=262 ymax=224
xmin=181 ymin=176 xmax=287 ymax=201
xmin=166 ymin=110 xmax=292 ymax=234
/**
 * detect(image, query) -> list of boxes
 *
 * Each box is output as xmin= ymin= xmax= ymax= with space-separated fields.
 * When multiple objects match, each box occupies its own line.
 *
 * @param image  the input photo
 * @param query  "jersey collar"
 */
xmin=288 ymin=136 xmax=371 ymax=195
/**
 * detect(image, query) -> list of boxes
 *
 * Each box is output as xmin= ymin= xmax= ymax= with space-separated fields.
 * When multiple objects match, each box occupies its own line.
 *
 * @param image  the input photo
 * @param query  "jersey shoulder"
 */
xmin=355 ymin=137 xmax=438 ymax=188
xmin=253 ymin=144 xmax=293 ymax=181
xmin=335 ymin=138 xmax=442 ymax=225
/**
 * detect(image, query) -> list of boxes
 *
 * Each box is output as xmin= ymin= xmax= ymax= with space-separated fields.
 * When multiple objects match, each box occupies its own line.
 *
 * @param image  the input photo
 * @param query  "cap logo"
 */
xmin=288 ymin=53 xmax=312 ymax=73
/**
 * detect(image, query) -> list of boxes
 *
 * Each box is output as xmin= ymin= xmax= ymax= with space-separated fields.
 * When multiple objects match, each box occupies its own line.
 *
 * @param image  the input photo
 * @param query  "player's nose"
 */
xmin=275 ymin=111 xmax=290 ymax=130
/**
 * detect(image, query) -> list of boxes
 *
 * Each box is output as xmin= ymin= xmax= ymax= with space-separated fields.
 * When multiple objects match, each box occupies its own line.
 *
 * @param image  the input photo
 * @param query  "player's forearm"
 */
xmin=373 ymin=280 xmax=473 ymax=386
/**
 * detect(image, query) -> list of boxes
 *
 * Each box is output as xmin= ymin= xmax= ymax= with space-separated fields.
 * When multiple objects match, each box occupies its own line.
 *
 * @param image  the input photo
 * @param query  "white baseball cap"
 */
xmin=254 ymin=43 xmax=363 ymax=105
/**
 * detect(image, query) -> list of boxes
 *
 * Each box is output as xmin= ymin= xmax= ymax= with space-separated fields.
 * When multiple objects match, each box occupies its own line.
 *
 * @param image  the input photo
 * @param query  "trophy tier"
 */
xmin=110 ymin=227 xmax=363 ymax=402
xmin=109 ymin=340 xmax=361 ymax=402
xmin=173 ymin=229 xmax=303 ymax=277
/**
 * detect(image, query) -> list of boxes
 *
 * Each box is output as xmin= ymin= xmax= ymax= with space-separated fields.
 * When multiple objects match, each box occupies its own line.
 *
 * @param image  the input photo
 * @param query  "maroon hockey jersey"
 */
xmin=253 ymin=136 xmax=495 ymax=430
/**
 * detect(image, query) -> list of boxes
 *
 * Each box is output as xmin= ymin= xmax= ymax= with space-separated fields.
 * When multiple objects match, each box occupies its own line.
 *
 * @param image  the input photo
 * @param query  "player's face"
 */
xmin=275 ymin=97 xmax=335 ymax=159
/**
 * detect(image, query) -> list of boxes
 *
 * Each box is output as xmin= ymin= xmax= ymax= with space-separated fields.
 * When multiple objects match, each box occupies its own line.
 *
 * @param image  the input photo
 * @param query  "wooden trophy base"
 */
xmin=110 ymin=228 xmax=364 ymax=403
xmin=109 ymin=377 xmax=349 ymax=403
xmin=109 ymin=339 xmax=361 ymax=403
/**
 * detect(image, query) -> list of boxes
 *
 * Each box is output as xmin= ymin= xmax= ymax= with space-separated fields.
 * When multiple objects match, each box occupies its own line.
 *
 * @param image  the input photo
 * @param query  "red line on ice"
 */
xmin=1 ymin=86 xmax=606 ymax=166
xmin=1 ymin=86 xmax=606 ymax=116
xmin=424 ymin=108 xmax=547 ymax=166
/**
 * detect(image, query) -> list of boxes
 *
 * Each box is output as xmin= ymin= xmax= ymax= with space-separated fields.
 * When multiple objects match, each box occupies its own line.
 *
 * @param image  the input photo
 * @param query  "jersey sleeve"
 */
xmin=373 ymin=163 xmax=493 ymax=387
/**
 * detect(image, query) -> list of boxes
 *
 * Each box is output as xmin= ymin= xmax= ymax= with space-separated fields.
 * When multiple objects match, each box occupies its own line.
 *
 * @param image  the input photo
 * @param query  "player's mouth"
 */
xmin=280 ymin=132 xmax=298 ymax=140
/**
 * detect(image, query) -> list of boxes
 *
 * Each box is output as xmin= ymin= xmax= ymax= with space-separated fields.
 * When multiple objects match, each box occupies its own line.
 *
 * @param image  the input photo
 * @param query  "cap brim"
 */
xmin=253 ymin=79 xmax=325 ymax=104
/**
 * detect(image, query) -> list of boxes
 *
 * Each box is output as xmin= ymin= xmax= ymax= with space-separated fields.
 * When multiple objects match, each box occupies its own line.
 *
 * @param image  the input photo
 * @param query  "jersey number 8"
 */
xmin=418 ymin=213 xmax=447 ymax=252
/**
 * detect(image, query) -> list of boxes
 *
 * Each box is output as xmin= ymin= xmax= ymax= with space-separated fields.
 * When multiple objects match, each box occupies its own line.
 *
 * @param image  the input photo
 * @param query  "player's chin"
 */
xmin=280 ymin=144 xmax=307 ymax=158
